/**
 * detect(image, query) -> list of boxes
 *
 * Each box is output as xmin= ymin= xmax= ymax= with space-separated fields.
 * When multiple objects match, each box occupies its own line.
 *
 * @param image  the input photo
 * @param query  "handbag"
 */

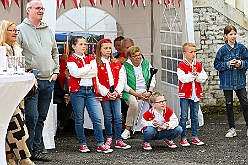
xmin=25 ymin=84 xmax=38 ymax=99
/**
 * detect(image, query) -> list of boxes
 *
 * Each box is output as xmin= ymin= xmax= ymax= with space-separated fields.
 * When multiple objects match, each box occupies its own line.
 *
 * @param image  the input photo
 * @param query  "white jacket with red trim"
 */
xmin=141 ymin=107 xmax=179 ymax=130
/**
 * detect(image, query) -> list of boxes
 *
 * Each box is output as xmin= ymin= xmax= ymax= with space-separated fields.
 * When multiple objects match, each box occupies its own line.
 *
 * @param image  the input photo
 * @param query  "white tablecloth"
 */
xmin=0 ymin=73 xmax=34 ymax=165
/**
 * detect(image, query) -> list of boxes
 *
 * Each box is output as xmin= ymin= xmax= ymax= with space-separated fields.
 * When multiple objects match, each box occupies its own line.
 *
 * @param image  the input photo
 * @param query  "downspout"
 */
xmin=151 ymin=1 xmax=154 ymax=65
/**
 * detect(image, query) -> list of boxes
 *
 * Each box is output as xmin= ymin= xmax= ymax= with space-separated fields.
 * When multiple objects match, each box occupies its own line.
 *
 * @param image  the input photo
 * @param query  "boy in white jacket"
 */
xmin=141 ymin=92 xmax=182 ymax=150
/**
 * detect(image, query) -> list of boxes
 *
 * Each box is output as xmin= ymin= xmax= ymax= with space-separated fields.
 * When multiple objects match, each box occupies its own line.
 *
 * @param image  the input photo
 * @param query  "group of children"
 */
xmin=67 ymin=24 xmax=248 ymax=153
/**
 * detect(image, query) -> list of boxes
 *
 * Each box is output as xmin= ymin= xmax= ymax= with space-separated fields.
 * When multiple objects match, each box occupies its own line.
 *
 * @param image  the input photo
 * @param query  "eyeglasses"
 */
xmin=30 ymin=7 xmax=45 ymax=11
xmin=131 ymin=54 xmax=141 ymax=58
xmin=7 ymin=29 xmax=19 ymax=34
xmin=155 ymin=100 xmax=167 ymax=104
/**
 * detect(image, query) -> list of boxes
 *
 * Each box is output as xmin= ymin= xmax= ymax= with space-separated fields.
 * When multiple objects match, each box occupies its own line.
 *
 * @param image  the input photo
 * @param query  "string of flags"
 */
xmin=1 ymin=0 xmax=181 ymax=9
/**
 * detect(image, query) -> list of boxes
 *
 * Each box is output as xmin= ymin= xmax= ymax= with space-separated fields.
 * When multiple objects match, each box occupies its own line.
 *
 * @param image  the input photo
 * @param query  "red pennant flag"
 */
xmin=57 ymin=0 xmax=61 ymax=9
xmin=158 ymin=0 xmax=162 ymax=4
xmin=5 ymin=0 xmax=11 ymax=7
xmin=73 ymin=0 xmax=80 ymax=8
xmin=1 ymin=0 xmax=5 ymax=9
xmin=116 ymin=0 xmax=120 ymax=5
xmin=122 ymin=0 xmax=126 ymax=7
xmin=100 ymin=0 xmax=102 ymax=5
xmin=171 ymin=0 xmax=174 ymax=5
xmin=142 ymin=0 xmax=146 ymax=6
xmin=135 ymin=0 xmax=138 ymax=6
xmin=110 ymin=0 xmax=114 ymax=7
xmin=130 ymin=0 xmax=134 ymax=6
xmin=150 ymin=0 xmax=153 ymax=4
xmin=14 ymin=0 xmax=19 ymax=7
xmin=178 ymin=0 xmax=180 ymax=7
xmin=89 ymin=0 xmax=96 ymax=6
xmin=62 ymin=0 xmax=65 ymax=8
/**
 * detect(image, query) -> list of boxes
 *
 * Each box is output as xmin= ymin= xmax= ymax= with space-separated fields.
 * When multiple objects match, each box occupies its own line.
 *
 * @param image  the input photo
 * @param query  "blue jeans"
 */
xmin=142 ymin=126 xmax=182 ymax=142
xmin=224 ymin=88 xmax=248 ymax=129
xmin=100 ymin=98 xmax=122 ymax=140
xmin=70 ymin=86 xmax=104 ymax=146
xmin=179 ymin=98 xmax=199 ymax=139
xmin=24 ymin=80 xmax=55 ymax=152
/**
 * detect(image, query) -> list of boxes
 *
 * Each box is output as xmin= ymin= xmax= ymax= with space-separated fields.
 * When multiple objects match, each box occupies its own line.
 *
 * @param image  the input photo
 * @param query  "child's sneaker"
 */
xmin=105 ymin=136 xmax=112 ymax=148
xmin=164 ymin=139 xmax=177 ymax=148
xmin=121 ymin=129 xmax=131 ymax=139
xmin=115 ymin=140 xmax=131 ymax=149
xmin=142 ymin=142 xmax=152 ymax=150
xmin=97 ymin=145 xmax=113 ymax=153
xmin=225 ymin=128 xmax=237 ymax=138
xmin=180 ymin=139 xmax=190 ymax=147
xmin=191 ymin=138 xmax=204 ymax=146
xmin=79 ymin=145 xmax=90 ymax=153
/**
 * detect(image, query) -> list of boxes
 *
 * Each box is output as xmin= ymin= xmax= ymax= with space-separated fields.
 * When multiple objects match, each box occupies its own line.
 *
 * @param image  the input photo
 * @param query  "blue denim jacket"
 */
xmin=214 ymin=42 xmax=248 ymax=90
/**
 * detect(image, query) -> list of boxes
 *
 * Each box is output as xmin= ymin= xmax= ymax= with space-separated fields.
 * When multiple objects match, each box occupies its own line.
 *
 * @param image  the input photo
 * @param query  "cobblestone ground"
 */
xmin=35 ymin=115 xmax=248 ymax=165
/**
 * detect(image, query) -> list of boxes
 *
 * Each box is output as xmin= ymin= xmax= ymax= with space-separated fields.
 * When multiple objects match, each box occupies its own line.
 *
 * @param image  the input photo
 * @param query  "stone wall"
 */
xmin=193 ymin=7 xmax=248 ymax=105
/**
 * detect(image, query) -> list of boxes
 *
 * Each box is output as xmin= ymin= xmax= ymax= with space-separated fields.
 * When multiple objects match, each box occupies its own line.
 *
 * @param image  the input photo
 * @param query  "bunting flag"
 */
xmin=57 ymin=0 xmax=62 ymax=9
xmin=135 ymin=0 xmax=138 ymax=6
xmin=73 ymin=0 xmax=80 ymax=8
xmin=130 ymin=0 xmax=134 ymax=6
xmin=5 ymin=0 xmax=11 ymax=7
xmin=14 ymin=0 xmax=19 ymax=7
xmin=122 ymin=0 xmax=126 ymax=7
xmin=0 ymin=0 xmax=182 ymax=9
xmin=116 ymin=0 xmax=120 ymax=5
xmin=62 ymin=0 xmax=65 ymax=8
xmin=89 ymin=0 xmax=96 ymax=6
xmin=142 ymin=0 xmax=146 ymax=7
xmin=1 ymin=0 xmax=5 ymax=9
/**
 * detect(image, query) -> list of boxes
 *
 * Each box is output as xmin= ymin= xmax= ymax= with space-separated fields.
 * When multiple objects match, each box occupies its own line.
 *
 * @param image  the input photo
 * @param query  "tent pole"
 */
xmin=21 ymin=0 xmax=24 ymax=21
xmin=151 ymin=1 xmax=154 ymax=65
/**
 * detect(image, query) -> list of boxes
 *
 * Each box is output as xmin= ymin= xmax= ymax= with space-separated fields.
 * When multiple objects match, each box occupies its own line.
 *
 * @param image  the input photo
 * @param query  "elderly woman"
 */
xmin=121 ymin=46 xmax=156 ymax=139
xmin=0 ymin=20 xmax=35 ymax=165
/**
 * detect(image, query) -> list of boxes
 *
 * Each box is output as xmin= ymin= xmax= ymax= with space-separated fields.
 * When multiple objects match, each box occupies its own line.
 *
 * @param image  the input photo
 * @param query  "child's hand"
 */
xmin=152 ymin=119 xmax=159 ymax=127
xmin=159 ymin=122 xmax=169 ymax=130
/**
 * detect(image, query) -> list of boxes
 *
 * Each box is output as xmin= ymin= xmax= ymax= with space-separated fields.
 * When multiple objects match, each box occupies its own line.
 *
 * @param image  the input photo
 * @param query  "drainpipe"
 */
xmin=151 ymin=1 xmax=154 ymax=66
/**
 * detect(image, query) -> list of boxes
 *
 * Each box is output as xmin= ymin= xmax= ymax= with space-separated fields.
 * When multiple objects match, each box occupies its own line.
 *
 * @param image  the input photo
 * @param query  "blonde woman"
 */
xmin=0 ymin=20 xmax=35 ymax=165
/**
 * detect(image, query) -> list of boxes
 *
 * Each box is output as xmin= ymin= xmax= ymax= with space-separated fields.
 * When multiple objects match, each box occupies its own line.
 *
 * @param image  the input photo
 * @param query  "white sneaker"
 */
xmin=121 ymin=129 xmax=130 ymax=139
xmin=225 ymin=128 xmax=237 ymax=138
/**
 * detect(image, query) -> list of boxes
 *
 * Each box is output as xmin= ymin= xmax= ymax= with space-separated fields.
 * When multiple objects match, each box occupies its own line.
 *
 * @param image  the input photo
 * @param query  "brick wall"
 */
xmin=193 ymin=7 xmax=248 ymax=105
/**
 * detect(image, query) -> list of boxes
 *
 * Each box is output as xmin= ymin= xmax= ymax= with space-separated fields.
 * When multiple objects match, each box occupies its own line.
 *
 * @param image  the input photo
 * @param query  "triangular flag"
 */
xmin=14 ymin=0 xmax=19 ymax=7
xmin=73 ymin=0 xmax=80 ymax=8
xmin=157 ymin=0 xmax=162 ymax=4
xmin=122 ymin=0 xmax=126 ymax=7
xmin=1 ymin=0 xmax=5 ymax=9
xmin=130 ymin=0 xmax=134 ymax=6
xmin=100 ymin=0 xmax=102 ymax=5
xmin=142 ymin=0 xmax=146 ymax=6
xmin=62 ymin=0 xmax=65 ymax=8
xmin=116 ymin=0 xmax=120 ymax=5
xmin=89 ymin=0 xmax=96 ymax=6
xmin=57 ymin=0 xmax=62 ymax=9
xmin=178 ymin=0 xmax=181 ymax=7
xmin=5 ymin=0 xmax=11 ymax=7
xmin=111 ymin=0 xmax=114 ymax=7
xmin=135 ymin=0 xmax=138 ymax=6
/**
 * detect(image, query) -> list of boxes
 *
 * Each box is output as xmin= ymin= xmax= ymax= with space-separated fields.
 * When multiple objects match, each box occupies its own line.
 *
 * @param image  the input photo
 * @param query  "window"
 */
xmin=160 ymin=5 xmax=183 ymax=86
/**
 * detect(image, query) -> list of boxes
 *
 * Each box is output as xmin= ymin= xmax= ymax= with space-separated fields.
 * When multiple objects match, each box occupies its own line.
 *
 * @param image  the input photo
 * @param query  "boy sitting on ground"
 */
xmin=141 ymin=92 xmax=182 ymax=150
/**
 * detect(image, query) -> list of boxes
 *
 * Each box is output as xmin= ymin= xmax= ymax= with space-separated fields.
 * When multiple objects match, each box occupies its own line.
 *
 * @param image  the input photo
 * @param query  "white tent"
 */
xmin=0 ymin=0 xmax=193 ymax=114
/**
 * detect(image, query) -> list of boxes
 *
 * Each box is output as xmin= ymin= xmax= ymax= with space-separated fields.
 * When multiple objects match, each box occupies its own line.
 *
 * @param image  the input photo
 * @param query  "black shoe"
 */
xmin=31 ymin=151 xmax=52 ymax=162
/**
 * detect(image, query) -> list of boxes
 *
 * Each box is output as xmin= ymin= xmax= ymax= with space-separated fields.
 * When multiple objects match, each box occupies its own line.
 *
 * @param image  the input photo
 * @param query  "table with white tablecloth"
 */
xmin=0 ymin=73 xmax=34 ymax=165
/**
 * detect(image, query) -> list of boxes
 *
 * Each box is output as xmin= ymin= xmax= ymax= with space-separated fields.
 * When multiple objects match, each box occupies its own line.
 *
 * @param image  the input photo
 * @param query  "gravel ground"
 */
xmin=34 ymin=115 xmax=248 ymax=165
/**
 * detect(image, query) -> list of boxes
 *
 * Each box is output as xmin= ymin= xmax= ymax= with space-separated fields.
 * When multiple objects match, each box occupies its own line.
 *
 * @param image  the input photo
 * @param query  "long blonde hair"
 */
xmin=0 ymin=20 xmax=19 ymax=47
